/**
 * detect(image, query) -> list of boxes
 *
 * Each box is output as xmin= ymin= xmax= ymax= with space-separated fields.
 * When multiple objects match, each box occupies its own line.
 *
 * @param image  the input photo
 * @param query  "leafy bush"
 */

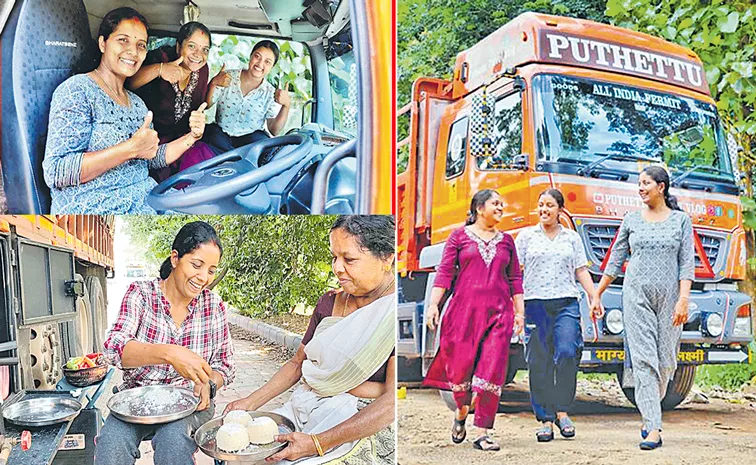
xmin=123 ymin=215 xmax=338 ymax=316
xmin=696 ymin=364 xmax=756 ymax=391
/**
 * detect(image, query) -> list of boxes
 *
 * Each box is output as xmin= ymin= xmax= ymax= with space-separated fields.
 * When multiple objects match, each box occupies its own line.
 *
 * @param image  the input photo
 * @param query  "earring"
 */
xmin=384 ymin=264 xmax=392 ymax=272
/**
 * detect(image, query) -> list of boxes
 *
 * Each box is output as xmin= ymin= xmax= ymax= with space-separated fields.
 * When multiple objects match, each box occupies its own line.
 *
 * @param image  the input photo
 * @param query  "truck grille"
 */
xmin=584 ymin=224 xmax=618 ymax=264
xmin=696 ymin=233 xmax=721 ymax=269
xmin=583 ymin=224 xmax=723 ymax=271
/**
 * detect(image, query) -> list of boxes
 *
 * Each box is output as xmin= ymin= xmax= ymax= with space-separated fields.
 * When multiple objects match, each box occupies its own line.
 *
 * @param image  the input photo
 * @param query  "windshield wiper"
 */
xmin=671 ymin=165 xmax=727 ymax=186
xmin=575 ymin=152 xmax=660 ymax=177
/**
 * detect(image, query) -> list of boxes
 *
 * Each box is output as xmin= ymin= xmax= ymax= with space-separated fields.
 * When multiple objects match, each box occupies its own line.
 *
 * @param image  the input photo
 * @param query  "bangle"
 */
xmin=155 ymin=144 xmax=167 ymax=168
xmin=310 ymin=434 xmax=324 ymax=456
xmin=184 ymin=135 xmax=195 ymax=148
xmin=159 ymin=63 xmax=163 ymax=79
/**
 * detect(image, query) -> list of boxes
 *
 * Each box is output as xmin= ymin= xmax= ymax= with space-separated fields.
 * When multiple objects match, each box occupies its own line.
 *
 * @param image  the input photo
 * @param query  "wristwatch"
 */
xmin=208 ymin=379 xmax=217 ymax=399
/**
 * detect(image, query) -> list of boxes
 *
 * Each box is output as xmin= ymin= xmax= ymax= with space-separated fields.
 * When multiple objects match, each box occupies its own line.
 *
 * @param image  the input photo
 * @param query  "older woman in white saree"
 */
xmin=225 ymin=215 xmax=396 ymax=464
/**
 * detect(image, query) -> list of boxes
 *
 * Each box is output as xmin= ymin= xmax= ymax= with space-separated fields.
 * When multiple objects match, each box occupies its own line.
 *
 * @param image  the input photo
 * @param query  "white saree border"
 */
xmin=301 ymin=294 xmax=395 ymax=397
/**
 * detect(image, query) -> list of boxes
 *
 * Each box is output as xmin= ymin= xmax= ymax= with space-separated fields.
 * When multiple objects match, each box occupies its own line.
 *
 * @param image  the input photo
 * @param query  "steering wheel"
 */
xmin=147 ymin=134 xmax=313 ymax=212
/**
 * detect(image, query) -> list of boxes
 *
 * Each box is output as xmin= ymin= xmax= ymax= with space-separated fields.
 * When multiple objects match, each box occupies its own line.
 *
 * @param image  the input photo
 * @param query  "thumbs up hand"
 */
xmin=210 ymin=63 xmax=230 ymax=88
xmin=274 ymin=84 xmax=291 ymax=108
xmin=160 ymin=56 xmax=188 ymax=84
xmin=189 ymin=102 xmax=208 ymax=140
xmin=129 ymin=111 xmax=159 ymax=160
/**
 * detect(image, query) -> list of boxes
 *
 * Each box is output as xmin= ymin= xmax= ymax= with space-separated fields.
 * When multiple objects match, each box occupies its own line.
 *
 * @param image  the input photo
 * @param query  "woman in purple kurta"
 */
xmin=128 ymin=22 xmax=216 ymax=181
xmin=424 ymin=189 xmax=525 ymax=451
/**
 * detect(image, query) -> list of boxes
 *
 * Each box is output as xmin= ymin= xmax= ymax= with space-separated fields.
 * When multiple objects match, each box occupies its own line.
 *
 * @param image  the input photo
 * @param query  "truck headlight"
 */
xmin=734 ymin=303 xmax=752 ymax=337
xmin=604 ymin=309 xmax=624 ymax=335
xmin=702 ymin=312 xmax=723 ymax=338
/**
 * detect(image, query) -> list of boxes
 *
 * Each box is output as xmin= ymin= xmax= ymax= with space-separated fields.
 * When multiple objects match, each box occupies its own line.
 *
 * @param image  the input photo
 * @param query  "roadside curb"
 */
xmin=228 ymin=308 xmax=303 ymax=352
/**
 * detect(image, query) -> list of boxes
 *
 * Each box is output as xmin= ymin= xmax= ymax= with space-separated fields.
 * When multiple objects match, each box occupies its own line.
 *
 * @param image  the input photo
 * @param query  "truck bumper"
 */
xmin=582 ymin=286 xmax=753 ymax=346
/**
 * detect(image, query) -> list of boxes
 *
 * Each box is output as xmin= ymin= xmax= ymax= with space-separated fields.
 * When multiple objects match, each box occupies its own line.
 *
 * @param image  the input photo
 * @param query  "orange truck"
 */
xmin=397 ymin=12 xmax=753 ymax=409
xmin=0 ymin=215 xmax=113 ymax=400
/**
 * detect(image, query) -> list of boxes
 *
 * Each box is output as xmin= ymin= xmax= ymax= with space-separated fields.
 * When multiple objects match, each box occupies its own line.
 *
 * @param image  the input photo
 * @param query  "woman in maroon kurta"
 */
xmin=128 ymin=22 xmax=216 ymax=181
xmin=424 ymin=189 xmax=525 ymax=451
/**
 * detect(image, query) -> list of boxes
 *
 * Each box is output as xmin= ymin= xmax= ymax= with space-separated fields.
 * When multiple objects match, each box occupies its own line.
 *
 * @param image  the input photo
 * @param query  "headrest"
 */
xmin=2 ymin=0 xmax=94 ymax=213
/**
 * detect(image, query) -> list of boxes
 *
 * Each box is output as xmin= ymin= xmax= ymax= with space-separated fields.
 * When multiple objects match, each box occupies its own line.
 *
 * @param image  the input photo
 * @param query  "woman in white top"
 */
xmin=514 ymin=189 xmax=603 ymax=442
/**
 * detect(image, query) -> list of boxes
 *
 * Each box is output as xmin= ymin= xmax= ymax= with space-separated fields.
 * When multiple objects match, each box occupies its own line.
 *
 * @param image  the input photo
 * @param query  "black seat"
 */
xmin=1 ymin=0 xmax=95 ymax=213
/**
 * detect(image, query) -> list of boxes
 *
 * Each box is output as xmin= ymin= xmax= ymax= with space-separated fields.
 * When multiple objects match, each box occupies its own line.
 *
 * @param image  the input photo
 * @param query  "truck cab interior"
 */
xmin=1 ymin=0 xmax=370 ymax=214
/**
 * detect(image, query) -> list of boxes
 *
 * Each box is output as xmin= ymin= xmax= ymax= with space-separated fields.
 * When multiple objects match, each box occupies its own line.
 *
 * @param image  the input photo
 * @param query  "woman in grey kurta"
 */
xmin=44 ymin=75 xmax=164 ymax=214
xmin=43 ymin=7 xmax=207 ymax=214
xmin=594 ymin=166 xmax=694 ymax=450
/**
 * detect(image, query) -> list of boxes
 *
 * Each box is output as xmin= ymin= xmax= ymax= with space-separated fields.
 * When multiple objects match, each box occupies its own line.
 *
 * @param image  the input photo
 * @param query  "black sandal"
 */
xmin=473 ymin=435 xmax=500 ymax=451
xmin=451 ymin=417 xmax=467 ymax=444
xmin=536 ymin=424 xmax=554 ymax=442
xmin=555 ymin=416 xmax=576 ymax=438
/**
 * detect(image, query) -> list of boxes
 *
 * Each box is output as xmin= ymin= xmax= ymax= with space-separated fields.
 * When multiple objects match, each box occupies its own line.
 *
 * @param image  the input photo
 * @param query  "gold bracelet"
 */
xmin=310 ymin=434 xmax=324 ymax=456
xmin=184 ymin=135 xmax=195 ymax=148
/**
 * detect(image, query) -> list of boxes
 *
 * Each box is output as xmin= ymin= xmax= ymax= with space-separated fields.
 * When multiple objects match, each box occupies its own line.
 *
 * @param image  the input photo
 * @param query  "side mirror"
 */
xmin=511 ymin=153 xmax=530 ymax=171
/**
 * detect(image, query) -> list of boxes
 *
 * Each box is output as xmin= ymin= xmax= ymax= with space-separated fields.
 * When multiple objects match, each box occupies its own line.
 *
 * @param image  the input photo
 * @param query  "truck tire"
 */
xmin=73 ymin=274 xmax=93 ymax=357
xmin=85 ymin=275 xmax=107 ymax=352
xmin=616 ymin=365 xmax=696 ymax=410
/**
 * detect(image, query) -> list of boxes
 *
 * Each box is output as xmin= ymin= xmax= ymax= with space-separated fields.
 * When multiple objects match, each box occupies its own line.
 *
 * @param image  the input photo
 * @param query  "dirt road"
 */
xmin=398 ymin=380 xmax=756 ymax=465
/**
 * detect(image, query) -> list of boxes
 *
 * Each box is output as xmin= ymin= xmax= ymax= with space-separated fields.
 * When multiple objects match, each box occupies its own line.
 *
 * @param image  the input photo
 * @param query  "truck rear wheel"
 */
xmin=85 ymin=275 xmax=107 ymax=351
xmin=616 ymin=365 xmax=696 ymax=410
xmin=29 ymin=324 xmax=61 ymax=389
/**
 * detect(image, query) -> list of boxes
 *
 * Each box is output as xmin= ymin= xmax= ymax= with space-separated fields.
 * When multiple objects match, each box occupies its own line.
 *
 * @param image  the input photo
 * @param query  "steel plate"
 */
xmin=195 ymin=411 xmax=294 ymax=462
xmin=3 ymin=397 xmax=82 ymax=427
xmin=107 ymin=385 xmax=199 ymax=425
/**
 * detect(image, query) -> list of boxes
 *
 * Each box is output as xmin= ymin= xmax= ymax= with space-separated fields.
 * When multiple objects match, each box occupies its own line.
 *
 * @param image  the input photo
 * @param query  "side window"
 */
xmin=148 ymin=37 xmax=175 ymax=51
xmin=446 ymin=117 xmax=469 ymax=178
xmin=477 ymin=92 xmax=522 ymax=170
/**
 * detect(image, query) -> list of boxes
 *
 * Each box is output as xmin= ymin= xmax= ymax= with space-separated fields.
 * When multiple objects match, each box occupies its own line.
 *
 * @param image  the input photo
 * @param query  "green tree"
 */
xmin=123 ymin=215 xmax=338 ymax=317
xmin=605 ymin=0 xmax=756 ymax=279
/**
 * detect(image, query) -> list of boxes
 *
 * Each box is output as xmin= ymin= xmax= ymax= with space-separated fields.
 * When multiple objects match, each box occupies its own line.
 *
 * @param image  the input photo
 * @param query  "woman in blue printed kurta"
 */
xmin=43 ymin=7 xmax=206 ymax=214
xmin=595 ymin=166 xmax=695 ymax=451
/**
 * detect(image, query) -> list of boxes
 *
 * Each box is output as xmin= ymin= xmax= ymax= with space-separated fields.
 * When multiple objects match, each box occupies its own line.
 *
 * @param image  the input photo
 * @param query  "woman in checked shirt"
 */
xmin=515 ymin=189 xmax=602 ymax=443
xmin=96 ymin=221 xmax=234 ymax=465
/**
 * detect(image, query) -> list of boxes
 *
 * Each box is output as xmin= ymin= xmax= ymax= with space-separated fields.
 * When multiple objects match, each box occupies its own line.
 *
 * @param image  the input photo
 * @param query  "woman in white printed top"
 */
xmin=514 ymin=189 xmax=603 ymax=443
xmin=202 ymin=40 xmax=291 ymax=155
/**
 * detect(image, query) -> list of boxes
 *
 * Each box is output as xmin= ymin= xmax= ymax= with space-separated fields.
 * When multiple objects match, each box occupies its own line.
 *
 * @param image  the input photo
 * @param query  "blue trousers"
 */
xmin=94 ymin=403 xmax=214 ymax=465
xmin=203 ymin=124 xmax=269 ymax=155
xmin=524 ymin=298 xmax=583 ymax=423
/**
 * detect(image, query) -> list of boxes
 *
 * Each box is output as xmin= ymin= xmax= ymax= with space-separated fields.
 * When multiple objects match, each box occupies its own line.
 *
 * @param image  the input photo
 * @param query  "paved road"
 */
xmin=398 ymin=381 xmax=756 ymax=465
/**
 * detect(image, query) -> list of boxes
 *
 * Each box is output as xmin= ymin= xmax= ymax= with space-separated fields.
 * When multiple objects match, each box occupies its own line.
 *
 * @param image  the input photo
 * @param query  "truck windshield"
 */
xmin=533 ymin=74 xmax=735 ymax=184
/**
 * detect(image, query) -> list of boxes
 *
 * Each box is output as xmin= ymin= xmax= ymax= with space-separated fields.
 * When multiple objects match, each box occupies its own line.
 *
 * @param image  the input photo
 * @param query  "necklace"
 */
xmin=94 ymin=68 xmax=129 ymax=107
xmin=341 ymin=277 xmax=395 ymax=317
